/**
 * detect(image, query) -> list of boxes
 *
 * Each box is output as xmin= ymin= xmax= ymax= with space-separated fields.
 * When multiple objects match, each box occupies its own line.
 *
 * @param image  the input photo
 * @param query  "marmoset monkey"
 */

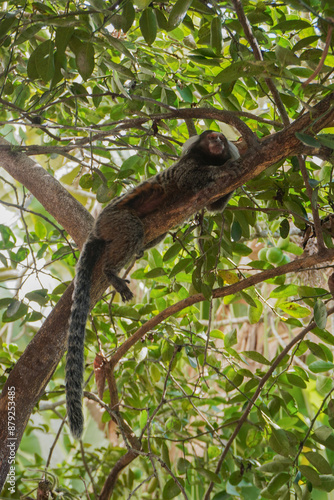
xmin=66 ymin=130 xmax=240 ymax=438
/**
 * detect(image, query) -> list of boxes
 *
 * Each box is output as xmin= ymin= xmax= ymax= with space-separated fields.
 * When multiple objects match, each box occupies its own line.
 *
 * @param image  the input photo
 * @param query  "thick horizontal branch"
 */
xmin=143 ymin=91 xmax=334 ymax=245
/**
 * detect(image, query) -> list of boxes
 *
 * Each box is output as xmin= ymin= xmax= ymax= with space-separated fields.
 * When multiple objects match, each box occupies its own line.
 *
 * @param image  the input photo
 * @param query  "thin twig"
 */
xmin=302 ymin=25 xmax=333 ymax=87
xmin=298 ymin=155 xmax=326 ymax=252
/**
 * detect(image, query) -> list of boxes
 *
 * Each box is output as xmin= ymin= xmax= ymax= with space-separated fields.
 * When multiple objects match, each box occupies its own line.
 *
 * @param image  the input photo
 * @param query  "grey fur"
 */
xmin=65 ymin=236 xmax=105 ymax=438
xmin=65 ymin=131 xmax=240 ymax=438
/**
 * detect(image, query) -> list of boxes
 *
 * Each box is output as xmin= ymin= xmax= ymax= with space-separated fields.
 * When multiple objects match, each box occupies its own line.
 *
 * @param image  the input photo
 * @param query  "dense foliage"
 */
xmin=0 ymin=0 xmax=334 ymax=499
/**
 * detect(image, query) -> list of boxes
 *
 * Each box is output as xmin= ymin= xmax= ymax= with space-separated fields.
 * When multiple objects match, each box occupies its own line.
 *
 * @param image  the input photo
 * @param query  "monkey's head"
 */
xmin=199 ymin=131 xmax=229 ymax=156
xmin=183 ymin=130 xmax=239 ymax=166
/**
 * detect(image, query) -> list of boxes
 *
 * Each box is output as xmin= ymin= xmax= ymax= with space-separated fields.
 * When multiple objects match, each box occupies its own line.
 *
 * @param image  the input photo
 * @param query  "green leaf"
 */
xmin=162 ymin=478 xmax=184 ymax=499
xmin=286 ymin=373 xmax=307 ymax=388
xmin=308 ymin=360 xmax=334 ymax=373
xmin=280 ymin=218 xmax=290 ymax=238
xmin=224 ymin=328 xmax=237 ymax=348
xmin=318 ymin=134 xmax=334 ymax=149
xmin=5 ymin=299 xmax=21 ymax=317
xmin=275 ymin=45 xmax=300 ymax=66
xmin=314 ymin=299 xmax=327 ymax=329
xmin=177 ymin=457 xmax=191 ymax=474
xmin=25 ymin=289 xmax=48 ymax=306
xmin=284 ymin=241 xmax=303 ymax=255
xmin=304 ymin=452 xmax=332 ymax=474
xmin=195 ymin=468 xmax=221 ymax=484
xmin=248 ymin=298 xmax=263 ymax=324
xmin=122 ymin=1 xmax=135 ymax=32
xmin=139 ymin=410 xmax=148 ymax=429
xmin=298 ymin=465 xmax=321 ymax=486
xmin=269 ymin=428 xmax=293 ymax=457
xmin=201 ymin=283 xmax=212 ymax=301
xmin=306 ymin=340 xmax=328 ymax=361
xmin=316 ymin=375 xmax=333 ymax=395
xmin=272 ymin=19 xmax=311 ymax=31
xmin=314 ymin=425 xmax=333 ymax=441
xmin=312 ymin=327 xmax=334 ymax=346
xmin=167 ymin=0 xmax=193 ymax=30
xmin=150 ymin=364 xmax=161 ymax=383
xmin=52 ymin=246 xmax=72 ymax=261
xmin=232 ymin=242 xmax=252 ymax=256
xmin=267 ymin=472 xmax=291 ymax=494
xmin=154 ymin=9 xmax=168 ymax=30
xmin=279 ymin=302 xmax=310 ymax=318
xmin=145 ymin=267 xmax=166 ymax=278
xmin=283 ymin=200 xmax=308 ymax=221
xmin=113 ymin=70 xmax=131 ymax=99
xmin=229 ymin=470 xmax=243 ymax=486
xmin=161 ymin=442 xmax=171 ymax=469
xmin=208 ymin=446 xmax=220 ymax=459
xmin=34 ymin=220 xmax=47 ymax=240
xmin=270 ymin=284 xmax=299 ymax=298
xmin=75 ymin=41 xmax=95 ymax=80
xmin=163 ymin=243 xmax=182 ymax=262
xmin=214 ymin=60 xmax=267 ymax=84
xmin=231 ymin=220 xmax=242 ymax=241
xmin=246 ymin=427 xmax=263 ymax=447
xmin=209 ymin=329 xmax=224 ymax=340
xmin=166 ymin=416 xmax=181 ymax=431
xmin=27 ymin=40 xmax=55 ymax=81
xmin=2 ymin=301 xmax=28 ymax=323
xmin=55 ymin=26 xmax=75 ymax=54
xmin=115 ymin=306 xmax=140 ymax=320
xmin=139 ymin=8 xmax=157 ymax=45
xmin=242 ymin=351 xmax=271 ymax=365
xmin=210 ymin=17 xmax=222 ymax=54
xmin=240 ymin=291 xmax=257 ymax=307
xmin=14 ymin=23 xmax=43 ymax=45
xmin=106 ymin=34 xmax=135 ymax=61
xmin=258 ymin=460 xmax=290 ymax=473
xmin=295 ymin=132 xmax=321 ymax=147
xmin=0 ymin=253 xmax=7 ymax=266
xmin=15 ymin=247 xmax=29 ymax=262
xmin=169 ymin=258 xmax=192 ymax=278
xmin=317 ymin=475 xmax=334 ymax=492
xmin=0 ymin=13 xmax=17 ymax=39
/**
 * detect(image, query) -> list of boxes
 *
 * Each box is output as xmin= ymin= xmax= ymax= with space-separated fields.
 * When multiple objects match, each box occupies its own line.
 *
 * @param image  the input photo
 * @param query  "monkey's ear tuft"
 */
xmin=182 ymin=134 xmax=200 ymax=156
xmin=227 ymin=141 xmax=240 ymax=160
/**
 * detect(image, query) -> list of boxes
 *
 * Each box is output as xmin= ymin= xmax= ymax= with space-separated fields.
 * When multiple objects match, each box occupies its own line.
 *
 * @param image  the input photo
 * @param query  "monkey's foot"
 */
xmin=104 ymin=269 xmax=134 ymax=302
xmin=112 ymin=276 xmax=134 ymax=302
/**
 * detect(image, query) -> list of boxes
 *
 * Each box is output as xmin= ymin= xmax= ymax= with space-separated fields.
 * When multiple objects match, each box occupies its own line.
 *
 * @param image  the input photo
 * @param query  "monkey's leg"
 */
xmin=206 ymin=191 xmax=235 ymax=212
xmin=135 ymin=233 xmax=167 ymax=259
xmin=97 ymin=209 xmax=145 ymax=301
xmin=104 ymin=266 xmax=134 ymax=302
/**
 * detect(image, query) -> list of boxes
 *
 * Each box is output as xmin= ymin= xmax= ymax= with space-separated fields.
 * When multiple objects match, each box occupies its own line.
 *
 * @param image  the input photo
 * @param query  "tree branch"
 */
xmin=0 ymin=137 xmax=93 ymax=249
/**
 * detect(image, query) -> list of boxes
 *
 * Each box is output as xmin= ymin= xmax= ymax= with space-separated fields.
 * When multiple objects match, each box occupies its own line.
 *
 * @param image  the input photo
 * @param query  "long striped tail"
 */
xmin=65 ymin=237 xmax=105 ymax=439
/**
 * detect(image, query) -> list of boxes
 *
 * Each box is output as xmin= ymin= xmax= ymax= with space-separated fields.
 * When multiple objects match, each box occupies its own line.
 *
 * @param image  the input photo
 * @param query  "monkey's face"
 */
xmin=204 ymin=131 xmax=228 ymax=156
xmin=183 ymin=130 xmax=234 ymax=166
